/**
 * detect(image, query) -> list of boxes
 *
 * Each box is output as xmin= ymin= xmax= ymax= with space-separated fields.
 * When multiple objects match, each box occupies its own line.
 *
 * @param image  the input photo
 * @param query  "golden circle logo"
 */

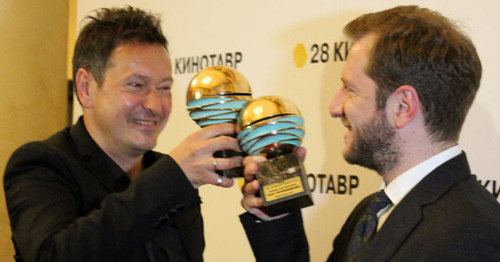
xmin=293 ymin=43 xmax=307 ymax=68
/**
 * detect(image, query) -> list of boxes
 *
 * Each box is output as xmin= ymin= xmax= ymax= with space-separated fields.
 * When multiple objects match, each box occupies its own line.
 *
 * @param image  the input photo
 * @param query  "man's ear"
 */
xmin=75 ymin=68 xmax=95 ymax=109
xmin=390 ymin=85 xmax=420 ymax=129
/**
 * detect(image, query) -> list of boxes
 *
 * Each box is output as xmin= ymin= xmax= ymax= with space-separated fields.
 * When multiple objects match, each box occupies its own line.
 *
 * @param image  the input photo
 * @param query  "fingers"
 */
xmin=183 ymin=126 xmax=242 ymax=157
xmin=169 ymin=123 xmax=243 ymax=189
xmin=243 ymin=155 xmax=266 ymax=181
xmin=295 ymin=146 xmax=307 ymax=162
xmin=210 ymin=157 xmax=239 ymax=188
xmin=240 ymin=168 xmax=265 ymax=217
xmin=241 ymin=193 xmax=263 ymax=212
xmin=210 ymin=135 xmax=242 ymax=153
xmin=242 ymin=155 xmax=266 ymax=201
xmin=240 ymin=180 xmax=267 ymax=218
xmin=190 ymin=123 xmax=237 ymax=140
xmin=240 ymin=180 xmax=288 ymax=221
xmin=240 ymin=154 xmax=296 ymax=221
xmin=214 ymin=174 xmax=234 ymax=188
xmin=212 ymin=156 xmax=244 ymax=172
xmin=242 ymin=179 xmax=260 ymax=196
xmin=183 ymin=156 xmax=240 ymax=188
xmin=242 ymin=155 xmax=267 ymax=166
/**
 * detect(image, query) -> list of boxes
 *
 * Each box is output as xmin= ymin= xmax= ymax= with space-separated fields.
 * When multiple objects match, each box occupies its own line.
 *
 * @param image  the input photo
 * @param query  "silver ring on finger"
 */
xmin=212 ymin=158 xmax=218 ymax=171
xmin=216 ymin=177 xmax=223 ymax=186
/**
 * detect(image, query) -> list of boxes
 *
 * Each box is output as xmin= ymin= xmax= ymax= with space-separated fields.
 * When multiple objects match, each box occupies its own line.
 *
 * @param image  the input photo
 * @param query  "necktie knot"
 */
xmin=368 ymin=190 xmax=392 ymax=214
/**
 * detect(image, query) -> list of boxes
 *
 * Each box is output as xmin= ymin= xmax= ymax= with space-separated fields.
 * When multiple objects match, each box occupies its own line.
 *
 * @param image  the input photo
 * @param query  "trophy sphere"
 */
xmin=186 ymin=66 xmax=252 ymax=102
xmin=238 ymin=95 xmax=302 ymax=128
xmin=237 ymin=96 xmax=305 ymax=156
xmin=186 ymin=66 xmax=252 ymax=127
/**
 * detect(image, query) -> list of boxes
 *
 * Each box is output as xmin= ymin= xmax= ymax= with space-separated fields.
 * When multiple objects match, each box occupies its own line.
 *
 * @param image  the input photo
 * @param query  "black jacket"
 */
xmin=4 ymin=117 xmax=204 ymax=262
xmin=242 ymin=152 xmax=500 ymax=261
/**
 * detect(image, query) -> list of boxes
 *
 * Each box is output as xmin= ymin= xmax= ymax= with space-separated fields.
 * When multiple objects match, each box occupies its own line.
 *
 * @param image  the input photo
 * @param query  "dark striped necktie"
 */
xmin=349 ymin=190 xmax=392 ymax=260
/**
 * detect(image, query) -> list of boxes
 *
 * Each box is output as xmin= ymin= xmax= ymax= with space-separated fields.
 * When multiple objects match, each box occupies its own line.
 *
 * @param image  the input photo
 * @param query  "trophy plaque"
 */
xmin=237 ymin=95 xmax=313 ymax=216
xmin=187 ymin=65 xmax=252 ymax=178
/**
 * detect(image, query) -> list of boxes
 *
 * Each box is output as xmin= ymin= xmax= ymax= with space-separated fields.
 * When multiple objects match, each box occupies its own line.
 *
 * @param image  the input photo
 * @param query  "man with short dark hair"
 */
xmin=4 ymin=6 xmax=240 ymax=261
xmin=240 ymin=5 xmax=500 ymax=261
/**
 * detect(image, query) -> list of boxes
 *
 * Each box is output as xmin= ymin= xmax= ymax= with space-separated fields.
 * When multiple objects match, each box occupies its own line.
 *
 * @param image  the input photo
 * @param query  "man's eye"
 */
xmin=343 ymin=87 xmax=358 ymax=99
xmin=129 ymin=82 xmax=143 ymax=88
xmin=158 ymin=86 xmax=171 ymax=91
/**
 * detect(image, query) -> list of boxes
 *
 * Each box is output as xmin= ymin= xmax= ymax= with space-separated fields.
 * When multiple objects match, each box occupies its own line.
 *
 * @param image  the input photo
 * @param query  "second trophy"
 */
xmin=237 ymin=95 xmax=313 ymax=216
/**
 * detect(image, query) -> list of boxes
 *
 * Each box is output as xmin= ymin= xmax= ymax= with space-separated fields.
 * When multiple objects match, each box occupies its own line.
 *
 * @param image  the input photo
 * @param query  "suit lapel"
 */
xmin=362 ymin=152 xmax=471 ymax=261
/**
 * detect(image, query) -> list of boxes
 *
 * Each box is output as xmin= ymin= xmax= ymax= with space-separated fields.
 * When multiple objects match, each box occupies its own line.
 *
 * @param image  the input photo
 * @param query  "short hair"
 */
xmin=72 ymin=6 xmax=168 ymax=90
xmin=344 ymin=5 xmax=482 ymax=142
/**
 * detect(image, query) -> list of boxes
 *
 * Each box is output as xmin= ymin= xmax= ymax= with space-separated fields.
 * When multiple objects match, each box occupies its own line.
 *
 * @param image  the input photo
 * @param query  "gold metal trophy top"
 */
xmin=237 ymin=95 xmax=303 ymax=129
xmin=186 ymin=66 xmax=252 ymax=101
xmin=186 ymin=66 xmax=252 ymax=127
xmin=237 ymin=96 xmax=305 ymax=156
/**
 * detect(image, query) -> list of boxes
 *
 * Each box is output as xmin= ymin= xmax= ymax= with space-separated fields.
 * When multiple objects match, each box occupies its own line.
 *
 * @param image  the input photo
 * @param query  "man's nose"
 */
xmin=143 ymin=88 xmax=163 ymax=115
xmin=329 ymin=88 xmax=345 ymax=118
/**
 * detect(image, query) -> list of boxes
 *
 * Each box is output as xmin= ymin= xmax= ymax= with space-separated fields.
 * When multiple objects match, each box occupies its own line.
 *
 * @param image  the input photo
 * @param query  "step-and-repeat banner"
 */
xmin=74 ymin=1 xmax=499 ymax=261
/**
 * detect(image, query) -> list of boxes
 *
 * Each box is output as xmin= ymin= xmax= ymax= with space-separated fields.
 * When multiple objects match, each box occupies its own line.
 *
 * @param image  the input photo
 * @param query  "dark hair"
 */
xmin=72 ymin=6 xmax=168 ymax=93
xmin=344 ymin=5 xmax=482 ymax=142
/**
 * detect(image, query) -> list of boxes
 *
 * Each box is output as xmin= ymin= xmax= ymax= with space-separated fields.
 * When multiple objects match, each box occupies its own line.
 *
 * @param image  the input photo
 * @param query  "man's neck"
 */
xmin=382 ymin=140 xmax=457 ymax=184
xmin=107 ymin=151 xmax=144 ymax=180
xmin=126 ymin=159 xmax=145 ymax=180
xmin=83 ymin=115 xmax=146 ymax=180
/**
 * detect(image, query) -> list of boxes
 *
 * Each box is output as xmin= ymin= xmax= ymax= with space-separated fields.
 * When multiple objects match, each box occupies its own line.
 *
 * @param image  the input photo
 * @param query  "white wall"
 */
xmin=74 ymin=1 xmax=500 ymax=261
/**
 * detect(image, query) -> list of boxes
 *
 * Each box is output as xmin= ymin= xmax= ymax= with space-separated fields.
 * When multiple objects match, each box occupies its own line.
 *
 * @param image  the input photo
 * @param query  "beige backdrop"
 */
xmin=3 ymin=1 xmax=498 ymax=261
xmin=0 ymin=0 xmax=71 ymax=261
xmin=2 ymin=0 xmax=495 ymax=262
xmin=73 ymin=1 xmax=499 ymax=261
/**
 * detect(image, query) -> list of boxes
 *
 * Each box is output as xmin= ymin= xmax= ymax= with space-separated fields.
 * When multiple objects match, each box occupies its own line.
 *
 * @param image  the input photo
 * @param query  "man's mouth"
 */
xmin=130 ymin=119 xmax=157 ymax=126
xmin=341 ymin=117 xmax=351 ymax=130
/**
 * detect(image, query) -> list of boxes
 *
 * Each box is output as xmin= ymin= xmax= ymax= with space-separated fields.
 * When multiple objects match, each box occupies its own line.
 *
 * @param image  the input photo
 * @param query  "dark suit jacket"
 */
xmin=4 ymin=117 xmax=204 ymax=262
xmin=242 ymin=152 xmax=500 ymax=262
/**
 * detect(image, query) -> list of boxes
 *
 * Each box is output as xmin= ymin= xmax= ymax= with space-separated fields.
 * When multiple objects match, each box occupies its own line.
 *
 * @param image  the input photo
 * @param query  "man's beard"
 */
xmin=343 ymin=111 xmax=399 ymax=174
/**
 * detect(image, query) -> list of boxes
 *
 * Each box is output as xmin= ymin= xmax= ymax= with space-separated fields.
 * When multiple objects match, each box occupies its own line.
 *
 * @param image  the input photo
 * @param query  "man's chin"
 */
xmin=131 ymin=138 xmax=157 ymax=153
xmin=342 ymin=148 xmax=354 ymax=164
xmin=342 ymin=147 xmax=365 ymax=167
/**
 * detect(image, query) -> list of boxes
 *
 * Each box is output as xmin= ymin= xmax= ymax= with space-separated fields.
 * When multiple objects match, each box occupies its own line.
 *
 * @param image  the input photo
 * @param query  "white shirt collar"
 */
xmin=382 ymin=145 xmax=462 ymax=206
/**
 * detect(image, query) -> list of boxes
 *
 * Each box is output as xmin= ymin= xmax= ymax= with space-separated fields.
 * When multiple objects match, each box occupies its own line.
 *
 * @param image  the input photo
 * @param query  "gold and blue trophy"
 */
xmin=186 ymin=65 xmax=252 ymax=178
xmin=237 ymin=96 xmax=313 ymax=216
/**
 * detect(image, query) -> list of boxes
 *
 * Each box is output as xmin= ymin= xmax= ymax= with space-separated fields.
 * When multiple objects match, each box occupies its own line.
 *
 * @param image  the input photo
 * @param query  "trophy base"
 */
xmin=214 ymin=149 xmax=244 ymax=178
xmin=256 ymin=152 xmax=313 ymax=216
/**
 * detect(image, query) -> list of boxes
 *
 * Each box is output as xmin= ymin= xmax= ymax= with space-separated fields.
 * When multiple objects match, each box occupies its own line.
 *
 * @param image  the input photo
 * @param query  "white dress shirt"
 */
xmin=377 ymin=145 xmax=462 ymax=230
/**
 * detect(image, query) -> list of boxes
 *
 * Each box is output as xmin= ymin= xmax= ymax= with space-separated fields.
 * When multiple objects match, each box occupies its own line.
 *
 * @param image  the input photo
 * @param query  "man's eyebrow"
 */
xmin=128 ymin=75 xmax=173 ymax=84
xmin=162 ymin=76 xmax=174 ymax=83
xmin=128 ymin=74 xmax=149 ymax=81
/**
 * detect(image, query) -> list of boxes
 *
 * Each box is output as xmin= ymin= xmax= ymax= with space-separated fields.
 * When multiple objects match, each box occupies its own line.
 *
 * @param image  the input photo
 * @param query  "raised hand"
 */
xmin=169 ymin=123 xmax=243 ymax=188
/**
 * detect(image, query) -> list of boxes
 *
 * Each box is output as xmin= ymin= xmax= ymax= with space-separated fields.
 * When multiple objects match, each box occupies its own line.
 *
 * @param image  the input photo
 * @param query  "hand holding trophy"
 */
xmin=186 ymin=66 xmax=252 ymax=178
xmin=237 ymin=96 xmax=313 ymax=216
